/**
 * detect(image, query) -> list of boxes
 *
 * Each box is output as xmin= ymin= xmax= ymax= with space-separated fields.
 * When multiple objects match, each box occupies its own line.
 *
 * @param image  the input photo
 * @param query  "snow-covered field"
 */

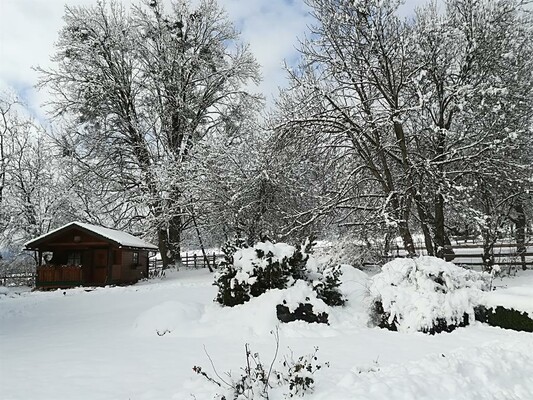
xmin=1 ymin=268 xmax=533 ymax=400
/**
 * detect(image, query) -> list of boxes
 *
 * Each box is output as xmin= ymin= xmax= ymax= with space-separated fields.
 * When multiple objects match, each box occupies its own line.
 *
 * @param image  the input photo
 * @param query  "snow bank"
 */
xmin=133 ymin=301 xmax=204 ymax=336
xmin=338 ymin=264 xmax=369 ymax=301
xmin=0 ymin=286 xmax=9 ymax=296
xmin=369 ymin=256 xmax=488 ymax=333
xmin=3 ymin=267 xmax=533 ymax=400
xmin=318 ymin=340 xmax=533 ymax=399
xmin=483 ymin=287 xmax=533 ymax=318
xmin=133 ymin=281 xmax=333 ymax=338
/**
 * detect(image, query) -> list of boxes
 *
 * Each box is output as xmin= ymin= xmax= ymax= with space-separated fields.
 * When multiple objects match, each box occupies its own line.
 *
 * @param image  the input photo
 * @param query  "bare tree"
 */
xmin=38 ymin=0 xmax=260 ymax=267
xmin=273 ymin=0 xmax=533 ymax=260
xmin=0 ymin=94 xmax=73 ymax=253
xmin=273 ymin=0 xmax=419 ymax=255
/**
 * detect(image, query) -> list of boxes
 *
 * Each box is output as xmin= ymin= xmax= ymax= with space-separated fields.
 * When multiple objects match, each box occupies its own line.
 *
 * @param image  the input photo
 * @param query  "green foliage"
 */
xmin=276 ymin=303 xmax=329 ymax=324
xmin=214 ymin=242 xmax=302 ymax=307
xmin=214 ymin=236 xmax=251 ymax=307
xmin=314 ymin=265 xmax=345 ymax=306
xmin=475 ymin=305 xmax=533 ymax=333
xmin=214 ymin=264 xmax=252 ymax=307
xmin=370 ymin=300 xmax=471 ymax=335
xmin=214 ymin=236 xmax=345 ymax=310
xmin=249 ymin=249 xmax=290 ymax=298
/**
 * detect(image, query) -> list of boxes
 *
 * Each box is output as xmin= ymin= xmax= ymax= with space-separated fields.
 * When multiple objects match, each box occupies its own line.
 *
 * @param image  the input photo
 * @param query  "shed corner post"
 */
xmin=145 ymin=251 xmax=149 ymax=279
xmin=106 ymin=247 xmax=113 ymax=285
xmin=36 ymin=249 xmax=42 ymax=288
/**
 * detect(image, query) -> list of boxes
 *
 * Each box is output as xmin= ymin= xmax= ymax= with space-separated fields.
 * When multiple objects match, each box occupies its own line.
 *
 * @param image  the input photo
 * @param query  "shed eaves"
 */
xmin=24 ymin=221 xmax=158 ymax=250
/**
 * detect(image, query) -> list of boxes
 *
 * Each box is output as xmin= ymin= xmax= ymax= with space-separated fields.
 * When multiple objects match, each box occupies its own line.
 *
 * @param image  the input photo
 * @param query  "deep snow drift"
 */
xmin=1 ymin=267 xmax=533 ymax=399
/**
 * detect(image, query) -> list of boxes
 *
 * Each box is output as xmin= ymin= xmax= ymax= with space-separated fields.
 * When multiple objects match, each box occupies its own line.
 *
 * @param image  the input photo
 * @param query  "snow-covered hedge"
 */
xmin=475 ymin=282 xmax=533 ymax=332
xmin=214 ymin=239 xmax=344 ymax=312
xmin=368 ymin=256 xmax=489 ymax=334
xmin=475 ymin=305 xmax=533 ymax=333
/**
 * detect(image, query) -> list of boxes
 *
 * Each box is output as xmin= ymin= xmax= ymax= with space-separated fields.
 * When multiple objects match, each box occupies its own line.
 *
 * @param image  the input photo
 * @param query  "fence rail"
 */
xmin=148 ymin=252 xmax=224 ymax=278
xmin=384 ymin=242 xmax=533 ymax=269
xmin=0 ymin=272 xmax=36 ymax=287
xmin=181 ymin=252 xmax=224 ymax=269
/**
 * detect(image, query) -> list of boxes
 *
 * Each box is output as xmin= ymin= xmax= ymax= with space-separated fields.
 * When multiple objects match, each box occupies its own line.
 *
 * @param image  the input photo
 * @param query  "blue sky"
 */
xmin=0 ymin=0 xmax=424 ymax=120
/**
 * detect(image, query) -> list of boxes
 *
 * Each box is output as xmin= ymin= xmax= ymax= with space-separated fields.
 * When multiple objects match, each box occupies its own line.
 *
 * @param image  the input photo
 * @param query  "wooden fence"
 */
xmin=0 ymin=272 xmax=35 ymax=287
xmin=148 ymin=252 xmax=224 ymax=278
xmin=181 ymin=252 xmax=223 ymax=269
xmin=384 ymin=242 xmax=533 ymax=269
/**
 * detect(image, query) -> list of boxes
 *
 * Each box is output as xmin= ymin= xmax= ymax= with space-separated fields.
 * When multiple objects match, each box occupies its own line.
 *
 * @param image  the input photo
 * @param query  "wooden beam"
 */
xmin=106 ymin=247 xmax=113 ymax=285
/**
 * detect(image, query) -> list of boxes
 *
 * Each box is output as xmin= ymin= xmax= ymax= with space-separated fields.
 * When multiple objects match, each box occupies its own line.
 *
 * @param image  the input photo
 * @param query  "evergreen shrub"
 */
xmin=214 ymin=237 xmax=345 ymax=311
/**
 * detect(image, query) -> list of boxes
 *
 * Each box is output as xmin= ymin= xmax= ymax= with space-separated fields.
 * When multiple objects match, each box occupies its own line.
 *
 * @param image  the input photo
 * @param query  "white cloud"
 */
xmin=217 ymin=0 xmax=313 ymax=104
xmin=0 ymin=0 xmax=312 ymax=119
xmin=0 ymin=0 xmax=425 ymax=119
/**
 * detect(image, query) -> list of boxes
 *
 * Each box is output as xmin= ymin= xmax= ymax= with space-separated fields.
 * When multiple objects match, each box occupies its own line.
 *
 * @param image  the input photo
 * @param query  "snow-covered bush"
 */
xmin=475 ymin=305 xmax=533 ymax=333
xmin=276 ymin=303 xmax=329 ymax=324
xmin=215 ymin=241 xmax=301 ymax=306
xmin=275 ymin=280 xmax=331 ymax=324
xmin=475 ymin=283 xmax=533 ymax=332
xmin=214 ymin=239 xmax=343 ymax=308
xmin=312 ymin=265 xmax=345 ymax=306
xmin=368 ymin=256 xmax=489 ymax=334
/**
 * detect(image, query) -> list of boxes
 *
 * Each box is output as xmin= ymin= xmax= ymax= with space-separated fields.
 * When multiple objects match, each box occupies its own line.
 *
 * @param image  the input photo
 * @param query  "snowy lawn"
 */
xmin=485 ymin=270 xmax=533 ymax=317
xmin=1 ymin=268 xmax=533 ymax=399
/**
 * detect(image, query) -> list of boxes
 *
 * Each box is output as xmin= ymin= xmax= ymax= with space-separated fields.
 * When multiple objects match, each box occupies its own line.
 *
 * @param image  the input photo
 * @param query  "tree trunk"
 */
xmin=513 ymin=201 xmax=527 ymax=270
xmin=158 ymin=214 xmax=182 ymax=269
xmin=482 ymin=230 xmax=495 ymax=272
xmin=383 ymin=230 xmax=393 ymax=257
xmin=388 ymin=191 xmax=416 ymax=257
xmin=191 ymin=208 xmax=213 ymax=273
xmin=398 ymin=221 xmax=416 ymax=257
xmin=414 ymin=195 xmax=435 ymax=256
xmin=434 ymin=193 xmax=454 ymax=260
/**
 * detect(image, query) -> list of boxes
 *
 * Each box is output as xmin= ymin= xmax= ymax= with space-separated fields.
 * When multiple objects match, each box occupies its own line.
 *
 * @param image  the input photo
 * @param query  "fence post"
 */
xmin=212 ymin=252 xmax=216 ymax=269
xmin=193 ymin=253 xmax=197 ymax=268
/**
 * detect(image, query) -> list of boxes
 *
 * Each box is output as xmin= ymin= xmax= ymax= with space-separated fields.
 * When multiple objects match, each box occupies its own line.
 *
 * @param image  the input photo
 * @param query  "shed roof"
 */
xmin=24 ymin=221 xmax=158 ymax=251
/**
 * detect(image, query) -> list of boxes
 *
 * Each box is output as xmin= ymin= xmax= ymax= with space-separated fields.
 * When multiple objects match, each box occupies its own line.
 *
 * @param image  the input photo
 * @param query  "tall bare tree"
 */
xmin=39 ymin=0 xmax=260 ymax=267
xmin=273 ymin=0 xmax=533 ymax=259
xmin=0 ymin=95 xmax=73 ymax=253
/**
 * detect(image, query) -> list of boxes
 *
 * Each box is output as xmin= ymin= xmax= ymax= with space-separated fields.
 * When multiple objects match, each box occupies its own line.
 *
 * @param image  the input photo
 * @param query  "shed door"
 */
xmin=92 ymin=249 xmax=108 ymax=285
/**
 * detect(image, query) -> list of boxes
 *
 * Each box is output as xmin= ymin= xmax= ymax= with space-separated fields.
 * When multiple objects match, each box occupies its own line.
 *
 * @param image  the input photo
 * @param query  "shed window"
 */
xmin=132 ymin=251 xmax=139 ymax=266
xmin=67 ymin=251 xmax=82 ymax=266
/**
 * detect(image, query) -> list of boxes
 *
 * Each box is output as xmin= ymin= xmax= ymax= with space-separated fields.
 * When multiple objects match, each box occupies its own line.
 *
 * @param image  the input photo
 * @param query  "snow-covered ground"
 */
xmin=1 ymin=268 xmax=533 ymax=399
xmin=485 ymin=270 xmax=533 ymax=318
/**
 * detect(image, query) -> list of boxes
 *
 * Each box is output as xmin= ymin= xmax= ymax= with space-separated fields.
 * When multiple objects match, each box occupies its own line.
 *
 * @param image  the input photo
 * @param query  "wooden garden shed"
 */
xmin=24 ymin=222 xmax=158 ymax=290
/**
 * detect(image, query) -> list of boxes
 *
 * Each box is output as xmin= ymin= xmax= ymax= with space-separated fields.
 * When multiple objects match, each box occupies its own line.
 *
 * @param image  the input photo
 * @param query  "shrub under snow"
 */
xmin=214 ymin=239 xmax=344 ymax=317
xmin=214 ymin=241 xmax=307 ymax=306
xmin=368 ymin=256 xmax=489 ymax=334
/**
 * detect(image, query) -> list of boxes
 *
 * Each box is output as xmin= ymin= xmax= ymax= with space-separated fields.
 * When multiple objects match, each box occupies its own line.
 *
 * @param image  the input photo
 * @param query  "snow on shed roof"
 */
xmin=24 ymin=221 xmax=158 ymax=250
